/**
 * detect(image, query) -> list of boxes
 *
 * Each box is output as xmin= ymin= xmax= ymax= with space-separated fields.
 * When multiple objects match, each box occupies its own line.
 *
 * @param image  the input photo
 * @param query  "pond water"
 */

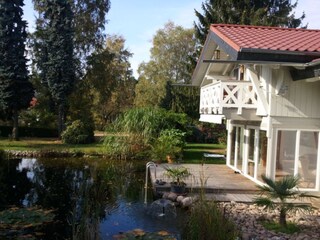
xmin=0 ymin=157 xmax=187 ymax=239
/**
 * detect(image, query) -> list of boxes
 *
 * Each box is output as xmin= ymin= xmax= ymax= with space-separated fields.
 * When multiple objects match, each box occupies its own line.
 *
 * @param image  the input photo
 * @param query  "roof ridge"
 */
xmin=210 ymin=24 xmax=320 ymax=32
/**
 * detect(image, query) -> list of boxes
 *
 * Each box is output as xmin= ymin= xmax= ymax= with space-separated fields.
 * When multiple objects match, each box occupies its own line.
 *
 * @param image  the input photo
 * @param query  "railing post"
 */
xmin=144 ymin=162 xmax=157 ymax=204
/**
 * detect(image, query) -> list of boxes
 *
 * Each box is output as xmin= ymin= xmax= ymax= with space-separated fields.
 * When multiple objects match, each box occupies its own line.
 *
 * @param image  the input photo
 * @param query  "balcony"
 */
xmin=200 ymin=80 xmax=258 ymax=115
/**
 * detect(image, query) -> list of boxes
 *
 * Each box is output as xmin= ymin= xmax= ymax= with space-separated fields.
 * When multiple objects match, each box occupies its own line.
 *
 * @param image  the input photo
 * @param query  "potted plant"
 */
xmin=164 ymin=166 xmax=191 ymax=194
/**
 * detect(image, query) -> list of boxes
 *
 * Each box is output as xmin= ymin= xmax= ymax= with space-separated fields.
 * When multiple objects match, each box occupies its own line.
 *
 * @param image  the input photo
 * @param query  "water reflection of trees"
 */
xmin=0 ymin=158 xmax=32 ymax=210
xmin=70 ymin=161 xmax=122 ymax=239
xmin=0 ymin=157 xmax=138 ymax=239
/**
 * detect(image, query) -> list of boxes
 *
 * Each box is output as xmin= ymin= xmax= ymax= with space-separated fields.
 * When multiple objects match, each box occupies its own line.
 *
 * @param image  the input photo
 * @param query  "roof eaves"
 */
xmin=238 ymin=48 xmax=320 ymax=63
xmin=202 ymin=59 xmax=306 ymax=67
xmin=308 ymin=58 xmax=320 ymax=66
xmin=240 ymin=47 xmax=320 ymax=57
xmin=210 ymin=24 xmax=240 ymax=52
xmin=191 ymin=32 xmax=218 ymax=86
xmin=210 ymin=30 xmax=239 ymax=60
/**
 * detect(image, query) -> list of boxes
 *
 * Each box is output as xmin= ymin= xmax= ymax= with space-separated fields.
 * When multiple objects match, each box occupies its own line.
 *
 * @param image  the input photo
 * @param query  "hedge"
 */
xmin=0 ymin=126 xmax=58 ymax=138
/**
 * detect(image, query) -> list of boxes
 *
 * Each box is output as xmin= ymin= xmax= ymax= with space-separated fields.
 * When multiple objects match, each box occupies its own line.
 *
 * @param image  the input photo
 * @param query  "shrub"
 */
xmin=104 ymin=107 xmax=189 ymax=159
xmin=0 ymin=126 xmax=58 ymax=138
xmin=151 ymin=129 xmax=186 ymax=162
xmin=61 ymin=120 xmax=94 ymax=144
xmin=254 ymin=174 xmax=319 ymax=227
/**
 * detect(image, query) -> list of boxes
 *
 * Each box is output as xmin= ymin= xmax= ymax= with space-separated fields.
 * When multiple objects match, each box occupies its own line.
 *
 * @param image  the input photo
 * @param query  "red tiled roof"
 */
xmin=210 ymin=24 xmax=320 ymax=53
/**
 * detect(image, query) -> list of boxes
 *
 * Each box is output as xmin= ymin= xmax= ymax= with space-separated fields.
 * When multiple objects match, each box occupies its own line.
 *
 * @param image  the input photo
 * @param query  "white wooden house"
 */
xmin=192 ymin=24 xmax=320 ymax=193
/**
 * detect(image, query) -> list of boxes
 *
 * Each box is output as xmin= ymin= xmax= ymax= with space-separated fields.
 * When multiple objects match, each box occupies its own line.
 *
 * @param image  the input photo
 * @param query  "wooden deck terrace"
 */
xmin=149 ymin=164 xmax=259 ymax=203
xmin=148 ymin=164 xmax=320 ymax=207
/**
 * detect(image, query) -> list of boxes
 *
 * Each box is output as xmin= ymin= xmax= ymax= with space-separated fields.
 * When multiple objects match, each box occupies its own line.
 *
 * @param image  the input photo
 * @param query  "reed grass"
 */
xmin=182 ymin=168 xmax=239 ymax=240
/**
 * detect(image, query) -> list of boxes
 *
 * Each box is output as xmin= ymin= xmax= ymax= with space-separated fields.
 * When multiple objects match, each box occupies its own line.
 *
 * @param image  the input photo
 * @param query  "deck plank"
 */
xmin=149 ymin=163 xmax=319 ymax=206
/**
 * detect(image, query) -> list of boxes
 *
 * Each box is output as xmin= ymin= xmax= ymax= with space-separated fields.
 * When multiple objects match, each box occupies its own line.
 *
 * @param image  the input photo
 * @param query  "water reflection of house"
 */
xmin=192 ymin=24 xmax=320 ymax=192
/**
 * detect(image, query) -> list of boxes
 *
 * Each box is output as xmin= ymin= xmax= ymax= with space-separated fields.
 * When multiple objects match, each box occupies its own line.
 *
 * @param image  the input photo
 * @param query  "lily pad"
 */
xmin=0 ymin=207 xmax=55 ymax=238
xmin=113 ymin=229 xmax=177 ymax=240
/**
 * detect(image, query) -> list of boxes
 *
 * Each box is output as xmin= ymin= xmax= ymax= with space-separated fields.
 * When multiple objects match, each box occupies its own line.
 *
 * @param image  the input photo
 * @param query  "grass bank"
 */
xmin=0 ymin=138 xmax=105 ymax=155
xmin=0 ymin=138 xmax=226 ymax=163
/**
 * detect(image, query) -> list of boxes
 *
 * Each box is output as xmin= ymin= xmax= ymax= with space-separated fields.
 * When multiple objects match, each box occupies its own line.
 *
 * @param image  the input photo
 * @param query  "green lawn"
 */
xmin=182 ymin=143 xmax=226 ymax=164
xmin=0 ymin=138 xmax=105 ymax=155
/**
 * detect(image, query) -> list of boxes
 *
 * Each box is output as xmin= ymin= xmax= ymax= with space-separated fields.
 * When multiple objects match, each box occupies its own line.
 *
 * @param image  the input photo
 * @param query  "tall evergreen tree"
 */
xmin=0 ymin=0 xmax=34 ymax=140
xmin=195 ymin=0 xmax=306 ymax=44
xmin=33 ymin=0 xmax=111 ymax=66
xmin=31 ymin=0 xmax=111 ymax=135
xmin=41 ymin=0 xmax=76 ymax=136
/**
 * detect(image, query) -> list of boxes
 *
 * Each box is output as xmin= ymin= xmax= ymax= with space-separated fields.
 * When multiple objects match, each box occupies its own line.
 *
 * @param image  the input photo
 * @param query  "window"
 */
xmin=276 ymin=130 xmax=318 ymax=189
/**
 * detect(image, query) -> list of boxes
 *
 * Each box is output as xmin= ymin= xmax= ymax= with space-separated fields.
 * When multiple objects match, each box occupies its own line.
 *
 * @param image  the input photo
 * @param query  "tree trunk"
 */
xmin=279 ymin=209 xmax=287 ymax=227
xmin=57 ymin=104 xmax=66 ymax=138
xmin=12 ymin=109 xmax=19 ymax=141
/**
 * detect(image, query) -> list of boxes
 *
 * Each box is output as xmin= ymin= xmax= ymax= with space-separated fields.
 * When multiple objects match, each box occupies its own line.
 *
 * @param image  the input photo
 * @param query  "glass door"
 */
xmin=257 ymin=130 xmax=267 ymax=182
xmin=235 ymin=127 xmax=244 ymax=172
xmin=247 ymin=129 xmax=256 ymax=177
xmin=229 ymin=127 xmax=236 ymax=167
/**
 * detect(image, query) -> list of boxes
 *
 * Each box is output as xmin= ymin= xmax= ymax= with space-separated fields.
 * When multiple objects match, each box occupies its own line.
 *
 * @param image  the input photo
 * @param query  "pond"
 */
xmin=0 ymin=157 xmax=187 ymax=239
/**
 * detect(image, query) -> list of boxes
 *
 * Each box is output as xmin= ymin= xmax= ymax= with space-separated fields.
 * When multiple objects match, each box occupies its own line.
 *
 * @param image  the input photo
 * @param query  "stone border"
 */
xmin=221 ymin=202 xmax=320 ymax=240
xmin=161 ymin=191 xmax=320 ymax=240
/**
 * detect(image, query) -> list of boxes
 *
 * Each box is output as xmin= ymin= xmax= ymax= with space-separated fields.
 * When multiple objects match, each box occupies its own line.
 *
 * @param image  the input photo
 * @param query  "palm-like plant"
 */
xmin=254 ymin=174 xmax=319 ymax=227
xmin=164 ymin=166 xmax=190 ymax=186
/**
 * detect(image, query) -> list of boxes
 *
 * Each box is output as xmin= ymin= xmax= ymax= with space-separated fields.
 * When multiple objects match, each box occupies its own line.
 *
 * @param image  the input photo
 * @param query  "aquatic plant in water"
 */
xmin=0 ymin=207 xmax=55 ymax=239
xmin=113 ymin=229 xmax=177 ymax=239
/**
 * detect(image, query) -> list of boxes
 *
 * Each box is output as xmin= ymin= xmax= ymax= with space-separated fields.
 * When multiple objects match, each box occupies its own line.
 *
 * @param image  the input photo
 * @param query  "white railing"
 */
xmin=200 ymin=80 xmax=258 ymax=115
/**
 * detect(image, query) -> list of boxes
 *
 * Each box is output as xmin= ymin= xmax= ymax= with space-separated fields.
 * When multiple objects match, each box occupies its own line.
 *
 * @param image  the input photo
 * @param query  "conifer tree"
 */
xmin=31 ymin=0 xmax=111 ymax=135
xmin=41 ymin=0 xmax=76 ymax=136
xmin=0 ymin=0 xmax=34 ymax=140
xmin=33 ymin=0 xmax=111 ymax=66
xmin=195 ymin=0 xmax=306 ymax=44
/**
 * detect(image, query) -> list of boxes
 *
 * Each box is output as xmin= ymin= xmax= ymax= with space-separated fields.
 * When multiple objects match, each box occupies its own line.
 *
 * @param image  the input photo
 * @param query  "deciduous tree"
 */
xmin=85 ymin=35 xmax=135 ymax=129
xmin=134 ymin=22 xmax=197 ymax=115
xmin=72 ymin=0 xmax=111 ymax=56
xmin=0 ymin=0 xmax=34 ymax=140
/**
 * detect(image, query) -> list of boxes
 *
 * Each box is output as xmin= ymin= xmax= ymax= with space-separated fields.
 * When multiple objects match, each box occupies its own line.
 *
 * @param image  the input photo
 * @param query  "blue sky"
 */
xmin=23 ymin=0 xmax=320 ymax=78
